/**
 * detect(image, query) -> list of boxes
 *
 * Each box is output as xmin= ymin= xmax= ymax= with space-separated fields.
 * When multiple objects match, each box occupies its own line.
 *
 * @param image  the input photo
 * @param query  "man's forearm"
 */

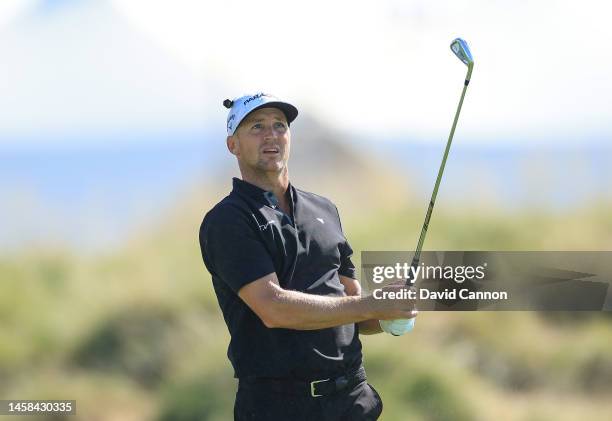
xmin=338 ymin=276 xmax=384 ymax=335
xmin=264 ymin=285 xmax=378 ymax=330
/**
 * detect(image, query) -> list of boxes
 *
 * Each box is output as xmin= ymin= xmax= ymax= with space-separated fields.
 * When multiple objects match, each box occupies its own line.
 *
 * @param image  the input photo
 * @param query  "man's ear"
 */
xmin=227 ymin=135 xmax=239 ymax=156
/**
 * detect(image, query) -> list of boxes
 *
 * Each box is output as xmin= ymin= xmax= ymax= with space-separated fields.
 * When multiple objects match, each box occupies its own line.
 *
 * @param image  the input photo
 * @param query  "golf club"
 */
xmin=405 ymin=38 xmax=474 ymax=285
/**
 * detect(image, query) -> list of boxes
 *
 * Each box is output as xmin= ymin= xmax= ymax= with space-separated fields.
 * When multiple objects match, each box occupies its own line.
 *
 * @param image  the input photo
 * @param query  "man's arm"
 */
xmin=238 ymin=272 xmax=415 ymax=330
xmin=339 ymin=275 xmax=383 ymax=335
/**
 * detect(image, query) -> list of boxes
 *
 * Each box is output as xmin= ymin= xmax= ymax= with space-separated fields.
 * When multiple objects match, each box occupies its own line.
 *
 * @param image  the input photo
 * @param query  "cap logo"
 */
xmin=243 ymin=92 xmax=269 ymax=106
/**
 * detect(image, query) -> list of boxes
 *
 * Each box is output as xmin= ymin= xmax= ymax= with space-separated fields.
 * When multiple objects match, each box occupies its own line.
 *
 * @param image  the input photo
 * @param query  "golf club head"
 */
xmin=450 ymin=38 xmax=474 ymax=81
xmin=450 ymin=38 xmax=473 ymax=65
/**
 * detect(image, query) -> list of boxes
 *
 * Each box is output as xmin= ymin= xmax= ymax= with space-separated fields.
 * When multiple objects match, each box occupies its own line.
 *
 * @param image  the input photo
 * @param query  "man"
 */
xmin=199 ymin=92 xmax=416 ymax=420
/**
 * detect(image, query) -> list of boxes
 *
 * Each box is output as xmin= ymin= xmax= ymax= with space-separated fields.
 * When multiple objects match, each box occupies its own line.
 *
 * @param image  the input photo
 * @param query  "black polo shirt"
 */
xmin=199 ymin=178 xmax=362 ymax=379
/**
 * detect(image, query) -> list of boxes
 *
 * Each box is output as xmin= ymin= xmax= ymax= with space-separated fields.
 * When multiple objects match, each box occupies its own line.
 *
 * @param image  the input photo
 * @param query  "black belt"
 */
xmin=240 ymin=366 xmax=367 ymax=398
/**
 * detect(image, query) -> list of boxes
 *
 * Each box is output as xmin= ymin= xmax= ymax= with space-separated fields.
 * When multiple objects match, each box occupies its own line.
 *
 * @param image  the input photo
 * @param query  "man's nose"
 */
xmin=263 ymin=124 xmax=278 ymax=139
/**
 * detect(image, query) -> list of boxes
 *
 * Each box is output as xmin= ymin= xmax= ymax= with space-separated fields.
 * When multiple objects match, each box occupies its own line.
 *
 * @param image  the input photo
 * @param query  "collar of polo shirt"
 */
xmin=232 ymin=178 xmax=294 ymax=209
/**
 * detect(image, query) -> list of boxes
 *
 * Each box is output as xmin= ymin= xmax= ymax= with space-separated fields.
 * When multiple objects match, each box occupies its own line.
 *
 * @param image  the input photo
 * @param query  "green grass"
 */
xmin=1 ymin=195 xmax=612 ymax=420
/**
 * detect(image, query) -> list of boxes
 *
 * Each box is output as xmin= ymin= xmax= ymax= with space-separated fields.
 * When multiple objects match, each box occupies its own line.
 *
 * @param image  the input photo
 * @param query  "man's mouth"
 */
xmin=262 ymin=147 xmax=280 ymax=155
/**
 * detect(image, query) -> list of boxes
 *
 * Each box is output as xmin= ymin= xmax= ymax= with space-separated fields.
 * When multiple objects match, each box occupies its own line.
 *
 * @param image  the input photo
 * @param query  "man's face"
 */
xmin=227 ymin=107 xmax=290 ymax=174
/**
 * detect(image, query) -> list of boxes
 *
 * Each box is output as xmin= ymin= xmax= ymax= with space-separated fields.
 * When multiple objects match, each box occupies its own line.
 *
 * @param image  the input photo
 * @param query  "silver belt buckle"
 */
xmin=310 ymin=378 xmax=330 ymax=397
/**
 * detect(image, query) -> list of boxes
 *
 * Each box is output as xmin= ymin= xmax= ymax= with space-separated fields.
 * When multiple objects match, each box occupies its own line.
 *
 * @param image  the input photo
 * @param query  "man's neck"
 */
xmin=240 ymin=168 xmax=290 ymax=208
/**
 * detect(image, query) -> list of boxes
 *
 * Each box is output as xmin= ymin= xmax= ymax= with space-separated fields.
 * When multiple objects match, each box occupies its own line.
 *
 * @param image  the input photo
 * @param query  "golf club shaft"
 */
xmin=406 ymin=70 xmax=472 ymax=284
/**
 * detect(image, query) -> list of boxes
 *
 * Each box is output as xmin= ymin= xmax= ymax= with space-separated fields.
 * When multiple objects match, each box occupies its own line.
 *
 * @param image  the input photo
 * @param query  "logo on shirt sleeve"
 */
xmin=258 ymin=220 xmax=276 ymax=231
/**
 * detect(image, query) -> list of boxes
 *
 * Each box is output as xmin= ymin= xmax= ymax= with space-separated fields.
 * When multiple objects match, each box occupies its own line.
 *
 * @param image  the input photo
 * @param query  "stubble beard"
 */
xmin=238 ymin=153 xmax=289 ymax=182
xmin=255 ymin=143 xmax=290 ymax=176
xmin=254 ymin=157 xmax=288 ymax=178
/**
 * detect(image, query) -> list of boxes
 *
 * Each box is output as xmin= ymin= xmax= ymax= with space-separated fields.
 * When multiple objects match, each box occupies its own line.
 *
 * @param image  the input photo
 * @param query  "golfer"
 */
xmin=199 ymin=92 xmax=416 ymax=420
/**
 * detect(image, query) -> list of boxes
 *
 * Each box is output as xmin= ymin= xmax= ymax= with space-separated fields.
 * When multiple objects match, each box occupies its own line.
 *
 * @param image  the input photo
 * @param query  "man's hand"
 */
xmin=374 ymin=283 xmax=418 ymax=336
xmin=370 ymin=282 xmax=418 ymax=320
xmin=340 ymin=277 xmax=417 ymax=335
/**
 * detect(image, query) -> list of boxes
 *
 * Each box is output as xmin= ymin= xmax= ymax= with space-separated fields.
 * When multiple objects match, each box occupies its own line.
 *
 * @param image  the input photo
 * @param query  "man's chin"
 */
xmin=257 ymin=162 xmax=287 ymax=173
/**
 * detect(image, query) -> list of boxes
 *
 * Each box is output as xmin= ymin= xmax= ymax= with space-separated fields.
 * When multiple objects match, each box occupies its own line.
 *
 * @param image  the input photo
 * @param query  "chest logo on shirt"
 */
xmin=258 ymin=220 xmax=276 ymax=231
xmin=316 ymin=218 xmax=325 ymax=224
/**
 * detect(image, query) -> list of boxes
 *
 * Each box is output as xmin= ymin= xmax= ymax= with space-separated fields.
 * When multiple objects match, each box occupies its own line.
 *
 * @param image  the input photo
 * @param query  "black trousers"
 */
xmin=234 ymin=379 xmax=383 ymax=421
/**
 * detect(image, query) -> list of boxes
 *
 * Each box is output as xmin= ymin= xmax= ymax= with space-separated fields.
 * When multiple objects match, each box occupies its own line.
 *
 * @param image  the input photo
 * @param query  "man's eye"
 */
xmin=274 ymin=122 xmax=287 ymax=130
xmin=252 ymin=123 xmax=263 ymax=130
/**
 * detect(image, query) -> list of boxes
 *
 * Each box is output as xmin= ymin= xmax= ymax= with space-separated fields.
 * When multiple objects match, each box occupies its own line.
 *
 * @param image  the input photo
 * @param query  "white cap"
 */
xmin=223 ymin=92 xmax=298 ymax=136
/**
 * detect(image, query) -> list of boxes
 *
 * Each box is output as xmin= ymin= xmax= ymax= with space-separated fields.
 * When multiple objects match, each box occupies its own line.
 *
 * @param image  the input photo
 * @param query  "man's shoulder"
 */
xmin=201 ymin=194 xmax=250 ymax=229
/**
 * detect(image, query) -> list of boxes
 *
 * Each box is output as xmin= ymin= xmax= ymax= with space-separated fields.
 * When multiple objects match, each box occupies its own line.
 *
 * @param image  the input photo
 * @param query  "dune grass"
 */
xmin=1 ymin=194 xmax=611 ymax=420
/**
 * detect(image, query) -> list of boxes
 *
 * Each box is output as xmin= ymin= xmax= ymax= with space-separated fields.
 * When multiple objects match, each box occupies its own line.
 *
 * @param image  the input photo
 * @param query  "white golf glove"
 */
xmin=379 ymin=318 xmax=416 ymax=336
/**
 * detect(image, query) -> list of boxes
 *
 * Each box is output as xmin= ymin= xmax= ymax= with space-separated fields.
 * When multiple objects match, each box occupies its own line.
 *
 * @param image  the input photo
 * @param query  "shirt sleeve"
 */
xmin=334 ymin=205 xmax=357 ymax=279
xmin=338 ymin=240 xmax=357 ymax=279
xmin=200 ymin=205 xmax=276 ymax=293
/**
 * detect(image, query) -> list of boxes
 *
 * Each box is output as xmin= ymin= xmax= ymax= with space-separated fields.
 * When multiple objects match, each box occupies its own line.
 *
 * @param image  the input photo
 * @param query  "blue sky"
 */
xmin=1 ymin=1 xmax=610 ymax=252
xmin=1 ymin=0 xmax=611 ymax=147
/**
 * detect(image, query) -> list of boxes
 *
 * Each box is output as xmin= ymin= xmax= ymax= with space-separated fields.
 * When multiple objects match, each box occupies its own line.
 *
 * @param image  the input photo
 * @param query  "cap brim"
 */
xmin=246 ymin=101 xmax=299 ymax=125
